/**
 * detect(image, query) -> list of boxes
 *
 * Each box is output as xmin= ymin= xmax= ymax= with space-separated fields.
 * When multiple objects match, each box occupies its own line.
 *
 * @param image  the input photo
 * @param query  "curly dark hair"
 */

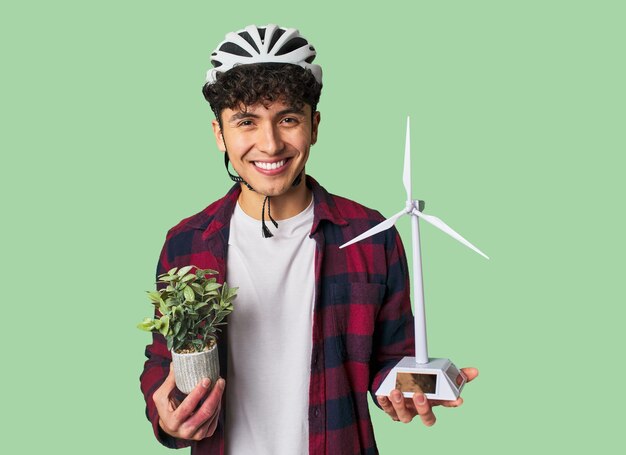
xmin=202 ymin=63 xmax=322 ymax=125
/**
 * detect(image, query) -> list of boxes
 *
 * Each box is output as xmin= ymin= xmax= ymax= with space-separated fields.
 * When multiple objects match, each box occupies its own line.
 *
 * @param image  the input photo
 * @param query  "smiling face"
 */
xmin=212 ymin=100 xmax=320 ymax=201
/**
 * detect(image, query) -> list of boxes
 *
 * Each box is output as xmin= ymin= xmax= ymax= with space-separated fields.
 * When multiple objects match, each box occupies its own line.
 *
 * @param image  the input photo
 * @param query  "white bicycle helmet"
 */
xmin=206 ymin=24 xmax=322 ymax=84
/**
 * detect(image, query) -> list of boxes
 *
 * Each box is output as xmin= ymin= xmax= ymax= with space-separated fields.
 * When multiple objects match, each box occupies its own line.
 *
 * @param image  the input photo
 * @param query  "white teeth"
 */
xmin=255 ymin=159 xmax=286 ymax=170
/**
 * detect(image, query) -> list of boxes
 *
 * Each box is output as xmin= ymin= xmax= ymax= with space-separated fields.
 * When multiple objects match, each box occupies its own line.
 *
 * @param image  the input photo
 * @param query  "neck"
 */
xmin=237 ymin=178 xmax=312 ymax=221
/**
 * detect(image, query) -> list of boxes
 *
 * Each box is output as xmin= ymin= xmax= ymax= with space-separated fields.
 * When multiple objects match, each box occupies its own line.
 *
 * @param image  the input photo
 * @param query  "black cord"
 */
xmin=261 ymin=195 xmax=278 ymax=238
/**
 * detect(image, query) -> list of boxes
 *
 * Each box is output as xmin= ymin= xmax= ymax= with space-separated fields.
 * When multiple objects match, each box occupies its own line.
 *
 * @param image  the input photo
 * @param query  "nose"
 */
xmin=257 ymin=122 xmax=284 ymax=155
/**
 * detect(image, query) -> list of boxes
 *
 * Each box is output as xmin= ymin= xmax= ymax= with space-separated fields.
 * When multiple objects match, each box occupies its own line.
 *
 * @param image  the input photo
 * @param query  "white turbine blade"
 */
xmin=413 ymin=210 xmax=490 ymax=259
xmin=403 ymin=116 xmax=412 ymax=203
xmin=339 ymin=209 xmax=407 ymax=249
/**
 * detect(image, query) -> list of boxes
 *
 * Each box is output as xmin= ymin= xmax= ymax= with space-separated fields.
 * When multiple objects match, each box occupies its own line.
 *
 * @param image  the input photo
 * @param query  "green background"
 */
xmin=2 ymin=0 xmax=624 ymax=453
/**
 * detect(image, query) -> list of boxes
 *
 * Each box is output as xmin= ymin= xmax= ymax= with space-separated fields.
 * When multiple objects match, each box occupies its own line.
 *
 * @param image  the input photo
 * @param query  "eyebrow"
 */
xmin=228 ymin=107 xmax=306 ymax=122
xmin=229 ymin=111 xmax=258 ymax=122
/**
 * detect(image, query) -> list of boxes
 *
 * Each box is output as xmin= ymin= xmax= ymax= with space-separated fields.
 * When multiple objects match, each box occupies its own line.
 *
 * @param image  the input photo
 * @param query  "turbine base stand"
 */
xmin=375 ymin=357 xmax=466 ymax=401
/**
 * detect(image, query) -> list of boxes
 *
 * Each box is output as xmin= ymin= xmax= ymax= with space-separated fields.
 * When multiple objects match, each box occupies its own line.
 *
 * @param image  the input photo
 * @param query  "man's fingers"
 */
xmin=190 ymin=402 xmax=220 ymax=442
xmin=378 ymin=367 xmax=476 ymax=428
xmin=172 ymin=377 xmax=213 ymax=423
xmin=431 ymin=397 xmax=464 ymax=408
xmin=389 ymin=389 xmax=415 ymax=423
xmin=205 ymin=402 xmax=221 ymax=437
xmin=190 ymin=420 xmax=212 ymax=441
xmin=460 ymin=367 xmax=479 ymax=383
xmin=377 ymin=396 xmax=399 ymax=421
xmin=412 ymin=392 xmax=436 ymax=427
xmin=441 ymin=397 xmax=464 ymax=408
xmin=182 ymin=378 xmax=225 ymax=431
xmin=153 ymin=368 xmax=176 ymax=410
xmin=427 ymin=366 xmax=476 ymax=408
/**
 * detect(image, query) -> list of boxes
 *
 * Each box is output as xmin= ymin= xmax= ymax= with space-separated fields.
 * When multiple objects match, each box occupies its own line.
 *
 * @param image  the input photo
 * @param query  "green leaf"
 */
xmin=192 ymin=339 xmax=204 ymax=352
xmin=166 ymin=337 xmax=173 ymax=351
xmin=177 ymin=320 xmax=188 ymax=339
xmin=167 ymin=267 xmax=178 ymax=276
xmin=190 ymin=283 xmax=204 ymax=294
xmin=198 ymin=268 xmax=219 ymax=277
xmin=173 ymin=320 xmax=182 ymax=336
xmin=183 ymin=286 xmax=195 ymax=302
xmin=177 ymin=265 xmax=193 ymax=277
xmin=227 ymin=286 xmax=238 ymax=299
xmin=159 ymin=316 xmax=170 ymax=336
xmin=204 ymin=282 xmax=221 ymax=292
xmin=137 ymin=318 xmax=155 ymax=331
xmin=146 ymin=291 xmax=161 ymax=303
xmin=181 ymin=274 xmax=196 ymax=284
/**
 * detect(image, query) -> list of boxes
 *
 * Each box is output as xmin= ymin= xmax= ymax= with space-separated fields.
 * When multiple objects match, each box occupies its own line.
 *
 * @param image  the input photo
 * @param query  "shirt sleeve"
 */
xmin=369 ymin=226 xmax=415 ymax=404
xmin=138 ymin=236 xmax=192 ymax=449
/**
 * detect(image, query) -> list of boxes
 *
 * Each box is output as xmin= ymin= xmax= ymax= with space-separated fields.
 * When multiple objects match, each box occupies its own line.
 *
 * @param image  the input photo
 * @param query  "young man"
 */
xmin=140 ymin=24 xmax=477 ymax=454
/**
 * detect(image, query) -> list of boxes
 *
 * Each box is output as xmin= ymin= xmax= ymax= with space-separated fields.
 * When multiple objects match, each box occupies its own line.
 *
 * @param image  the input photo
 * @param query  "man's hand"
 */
xmin=376 ymin=367 xmax=478 ymax=427
xmin=153 ymin=367 xmax=225 ymax=441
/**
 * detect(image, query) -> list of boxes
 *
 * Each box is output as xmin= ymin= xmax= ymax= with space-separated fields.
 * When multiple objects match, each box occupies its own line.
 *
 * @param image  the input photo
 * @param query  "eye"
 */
xmin=281 ymin=117 xmax=299 ymax=125
xmin=237 ymin=119 xmax=254 ymax=127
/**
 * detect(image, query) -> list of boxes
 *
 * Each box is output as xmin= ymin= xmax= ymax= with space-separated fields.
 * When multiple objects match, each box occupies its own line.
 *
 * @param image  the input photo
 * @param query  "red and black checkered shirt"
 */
xmin=140 ymin=176 xmax=415 ymax=454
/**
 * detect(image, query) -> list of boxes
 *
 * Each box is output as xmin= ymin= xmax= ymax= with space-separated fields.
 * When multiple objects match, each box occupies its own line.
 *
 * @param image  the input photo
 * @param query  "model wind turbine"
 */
xmin=340 ymin=117 xmax=489 ymax=400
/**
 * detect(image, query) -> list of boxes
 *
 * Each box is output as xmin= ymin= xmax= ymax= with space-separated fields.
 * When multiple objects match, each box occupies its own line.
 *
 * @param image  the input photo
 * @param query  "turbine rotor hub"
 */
xmin=407 ymin=200 xmax=426 ymax=213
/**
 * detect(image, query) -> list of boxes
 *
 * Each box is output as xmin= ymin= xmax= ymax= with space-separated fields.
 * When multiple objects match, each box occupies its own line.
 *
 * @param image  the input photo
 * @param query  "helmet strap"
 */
xmin=223 ymin=150 xmax=303 ymax=238
xmin=224 ymin=153 xmax=253 ymax=191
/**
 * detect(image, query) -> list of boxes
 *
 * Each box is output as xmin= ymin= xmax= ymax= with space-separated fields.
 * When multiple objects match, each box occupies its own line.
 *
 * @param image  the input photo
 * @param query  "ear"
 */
xmin=311 ymin=111 xmax=321 ymax=145
xmin=211 ymin=119 xmax=227 ymax=152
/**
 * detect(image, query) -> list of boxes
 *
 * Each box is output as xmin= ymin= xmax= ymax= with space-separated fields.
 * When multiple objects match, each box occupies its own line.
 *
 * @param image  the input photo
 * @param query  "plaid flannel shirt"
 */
xmin=140 ymin=176 xmax=415 ymax=454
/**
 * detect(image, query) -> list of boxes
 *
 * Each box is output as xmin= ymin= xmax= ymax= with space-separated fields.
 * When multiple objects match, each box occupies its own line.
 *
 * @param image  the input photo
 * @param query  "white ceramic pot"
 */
xmin=171 ymin=343 xmax=220 ymax=394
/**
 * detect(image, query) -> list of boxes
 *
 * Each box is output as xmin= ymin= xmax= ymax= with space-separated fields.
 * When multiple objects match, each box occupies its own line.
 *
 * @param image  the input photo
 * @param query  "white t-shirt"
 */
xmin=225 ymin=197 xmax=315 ymax=455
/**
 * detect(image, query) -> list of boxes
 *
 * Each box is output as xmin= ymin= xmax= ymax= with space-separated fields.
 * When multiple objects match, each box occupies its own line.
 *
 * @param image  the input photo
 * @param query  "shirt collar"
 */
xmin=307 ymin=175 xmax=349 ymax=234
xmin=200 ymin=175 xmax=349 ymax=241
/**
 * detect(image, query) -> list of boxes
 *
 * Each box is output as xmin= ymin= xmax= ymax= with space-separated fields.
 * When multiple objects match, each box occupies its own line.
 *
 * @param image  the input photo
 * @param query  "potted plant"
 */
xmin=138 ymin=266 xmax=237 ymax=393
